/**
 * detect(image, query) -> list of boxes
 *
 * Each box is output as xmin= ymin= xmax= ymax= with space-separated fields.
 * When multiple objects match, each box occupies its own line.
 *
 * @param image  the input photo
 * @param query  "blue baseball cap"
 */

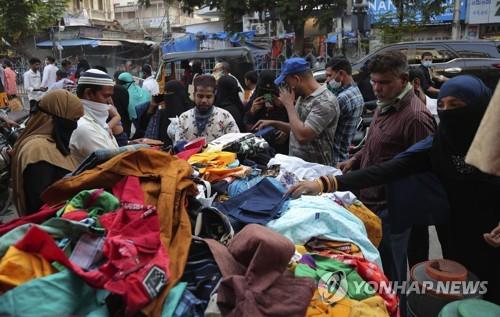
xmin=274 ymin=58 xmax=310 ymax=85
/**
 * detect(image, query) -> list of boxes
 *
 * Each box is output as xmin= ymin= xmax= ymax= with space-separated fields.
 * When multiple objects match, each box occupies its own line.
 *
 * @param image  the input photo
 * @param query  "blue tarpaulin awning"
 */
xmin=326 ymin=35 xmax=337 ymax=43
xmin=36 ymin=39 xmax=100 ymax=48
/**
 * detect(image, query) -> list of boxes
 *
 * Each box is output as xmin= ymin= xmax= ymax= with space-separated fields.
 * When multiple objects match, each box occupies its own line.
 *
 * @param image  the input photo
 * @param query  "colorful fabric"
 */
xmin=41 ymin=148 xmax=196 ymax=317
xmin=0 ymin=270 xmax=110 ymax=317
xmin=161 ymin=282 xmax=187 ymax=317
xmin=295 ymin=255 xmax=374 ymax=301
xmin=188 ymin=151 xmax=237 ymax=170
xmin=57 ymin=188 xmax=120 ymax=228
xmin=0 ymin=245 xmax=56 ymax=292
xmin=323 ymin=254 xmax=398 ymax=315
xmin=172 ymin=288 xmax=205 ymax=317
xmin=306 ymin=239 xmax=364 ymax=258
xmin=119 ymin=72 xmax=151 ymax=120
xmin=267 ymin=195 xmax=382 ymax=267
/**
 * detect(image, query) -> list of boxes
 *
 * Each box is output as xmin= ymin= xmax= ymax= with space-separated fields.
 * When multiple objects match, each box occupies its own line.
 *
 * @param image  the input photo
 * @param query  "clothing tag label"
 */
xmin=143 ymin=265 xmax=168 ymax=298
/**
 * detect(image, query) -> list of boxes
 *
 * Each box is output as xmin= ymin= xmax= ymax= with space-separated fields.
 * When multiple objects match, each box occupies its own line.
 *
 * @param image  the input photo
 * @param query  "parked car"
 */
xmin=314 ymin=40 xmax=500 ymax=101
xmin=156 ymin=47 xmax=255 ymax=93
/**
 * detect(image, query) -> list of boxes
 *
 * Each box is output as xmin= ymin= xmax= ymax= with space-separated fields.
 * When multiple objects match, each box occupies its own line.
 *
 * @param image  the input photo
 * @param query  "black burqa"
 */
xmin=158 ymin=80 xmax=194 ymax=146
xmin=430 ymin=75 xmax=499 ymax=303
xmin=215 ymin=75 xmax=244 ymax=131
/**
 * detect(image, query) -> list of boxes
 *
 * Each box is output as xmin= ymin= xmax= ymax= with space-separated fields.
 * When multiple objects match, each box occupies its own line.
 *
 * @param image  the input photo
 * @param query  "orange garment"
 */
xmin=42 ymin=148 xmax=196 ymax=317
xmin=0 ymin=246 xmax=56 ymax=292
xmin=306 ymin=239 xmax=364 ymax=258
xmin=345 ymin=200 xmax=382 ymax=247
xmin=188 ymin=151 xmax=236 ymax=170
xmin=202 ymin=165 xmax=252 ymax=183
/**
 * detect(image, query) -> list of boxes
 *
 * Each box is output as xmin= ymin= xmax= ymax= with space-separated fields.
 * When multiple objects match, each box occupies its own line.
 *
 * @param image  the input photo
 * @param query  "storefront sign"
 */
xmin=468 ymin=0 xmax=500 ymax=24
xmin=369 ymin=0 xmax=466 ymax=23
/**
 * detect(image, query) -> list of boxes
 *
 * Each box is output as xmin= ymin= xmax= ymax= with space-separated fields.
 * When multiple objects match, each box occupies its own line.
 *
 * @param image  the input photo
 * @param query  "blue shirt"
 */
xmin=333 ymin=84 xmax=364 ymax=163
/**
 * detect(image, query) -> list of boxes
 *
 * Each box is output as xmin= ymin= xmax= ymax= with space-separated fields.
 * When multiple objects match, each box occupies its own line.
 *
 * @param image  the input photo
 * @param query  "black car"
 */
xmin=314 ymin=40 xmax=500 ymax=101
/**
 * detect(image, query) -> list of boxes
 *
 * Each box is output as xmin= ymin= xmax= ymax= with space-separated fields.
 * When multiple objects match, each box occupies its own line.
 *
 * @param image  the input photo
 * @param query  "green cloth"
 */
xmin=439 ymin=299 xmax=500 ymax=317
xmin=0 ymin=217 xmax=96 ymax=259
xmin=118 ymin=72 xmax=151 ymax=120
xmin=0 ymin=270 xmax=109 ymax=317
xmin=57 ymin=189 xmax=120 ymax=228
xmin=295 ymin=255 xmax=374 ymax=301
xmin=161 ymin=282 xmax=188 ymax=317
xmin=377 ymin=83 xmax=413 ymax=113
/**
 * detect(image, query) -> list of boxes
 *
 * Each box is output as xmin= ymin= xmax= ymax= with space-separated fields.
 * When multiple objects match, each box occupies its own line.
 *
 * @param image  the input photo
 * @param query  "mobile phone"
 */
xmin=263 ymin=93 xmax=273 ymax=103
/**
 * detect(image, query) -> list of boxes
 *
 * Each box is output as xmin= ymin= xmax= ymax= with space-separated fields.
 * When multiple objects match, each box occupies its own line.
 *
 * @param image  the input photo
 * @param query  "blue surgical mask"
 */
xmin=422 ymin=61 xmax=432 ymax=68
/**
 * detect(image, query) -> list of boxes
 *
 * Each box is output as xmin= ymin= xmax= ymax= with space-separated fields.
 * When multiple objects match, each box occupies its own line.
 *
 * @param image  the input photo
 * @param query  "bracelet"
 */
xmin=321 ymin=175 xmax=332 ymax=193
xmin=331 ymin=175 xmax=338 ymax=192
xmin=315 ymin=179 xmax=324 ymax=194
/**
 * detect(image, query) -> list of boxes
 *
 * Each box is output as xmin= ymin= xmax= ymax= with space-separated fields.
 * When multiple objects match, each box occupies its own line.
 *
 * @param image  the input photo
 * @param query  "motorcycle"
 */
xmin=0 ymin=110 xmax=28 ymax=214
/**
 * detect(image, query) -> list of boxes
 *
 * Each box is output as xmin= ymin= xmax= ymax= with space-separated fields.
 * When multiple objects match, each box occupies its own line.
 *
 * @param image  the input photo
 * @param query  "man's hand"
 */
xmin=287 ymin=180 xmax=322 ymax=199
xmin=337 ymin=158 xmax=355 ymax=173
xmin=279 ymin=87 xmax=295 ymax=110
xmin=129 ymin=138 xmax=164 ymax=146
xmin=484 ymin=224 xmax=500 ymax=248
xmin=252 ymin=119 xmax=275 ymax=131
xmin=249 ymin=96 xmax=265 ymax=114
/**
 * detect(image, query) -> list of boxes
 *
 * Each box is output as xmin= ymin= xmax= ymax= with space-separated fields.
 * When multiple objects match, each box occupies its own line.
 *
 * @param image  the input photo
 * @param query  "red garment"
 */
xmin=0 ymin=203 xmax=62 ymax=236
xmin=4 ymin=68 xmax=17 ymax=96
xmin=324 ymin=254 xmax=399 ymax=316
xmin=15 ymin=176 xmax=170 ymax=316
xmin=176 ymin=137 xmax=206 ymax=161
xmin=61 ymin=210 xmax=89 ymax=222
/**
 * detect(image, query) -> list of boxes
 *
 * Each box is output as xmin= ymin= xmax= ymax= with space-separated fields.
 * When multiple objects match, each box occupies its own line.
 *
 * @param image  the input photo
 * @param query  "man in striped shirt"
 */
xmin=337 ymin=51 xmax=436 ymax=285
xmin=325 ymin=58 xmax=364 ymax=164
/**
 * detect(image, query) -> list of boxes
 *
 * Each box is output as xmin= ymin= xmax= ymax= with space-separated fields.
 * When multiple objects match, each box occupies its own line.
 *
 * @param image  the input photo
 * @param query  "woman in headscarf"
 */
xmin=215 ymin=75 xmax=244 ymax=131
xmin=158 ymin=80 xmax=194 ymax=146
xmin=245 ymin=71 xmax=289 ymax=153
xmin=288 ymin=75 xmax=500 ymax=303
xmin=117 ymin=72 xmax=151 ymax=137
xmin=11 ymin=89 xmax=84 ymax=215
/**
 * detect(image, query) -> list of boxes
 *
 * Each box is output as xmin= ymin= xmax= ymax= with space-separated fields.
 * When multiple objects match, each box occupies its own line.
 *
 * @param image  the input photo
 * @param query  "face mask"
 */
xmin=52 ymin=116 xmax=78 ymax=155
xmin=422 ymin=61 xmax=432 ymax=68
xmin=328 ymin=78 xmax=342 ymax=90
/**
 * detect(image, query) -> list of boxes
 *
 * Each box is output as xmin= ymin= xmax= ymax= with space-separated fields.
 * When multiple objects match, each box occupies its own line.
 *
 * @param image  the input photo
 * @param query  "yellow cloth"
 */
xmin=345 ymin=200 xmax=382 ymax=247
xmin=350 ymin=295 xmax=389 ymax=317
xmin=188 ymin=151 xmax=237 ymax=171
xmin=0 ymin=246 xmax=56 ymax=292
xmin=466 ymin=82 xmax=500 ymax=176
xmin=306 ymin=292 xmax=389 ymax=317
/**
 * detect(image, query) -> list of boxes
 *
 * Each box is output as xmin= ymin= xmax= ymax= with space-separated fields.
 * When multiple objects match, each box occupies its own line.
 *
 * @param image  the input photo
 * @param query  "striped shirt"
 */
xmin=333 ymin=84 xmax=364 ymax=164
xmin=351 ymin=89 xmax=436 ymax=212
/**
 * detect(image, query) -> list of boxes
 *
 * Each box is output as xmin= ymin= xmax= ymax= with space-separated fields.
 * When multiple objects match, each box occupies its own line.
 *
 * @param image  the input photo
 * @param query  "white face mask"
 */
xmin=328 ymin=78 xmax=342 ymax=90
xmin=422 ymin=60 xmax=432 ymax=68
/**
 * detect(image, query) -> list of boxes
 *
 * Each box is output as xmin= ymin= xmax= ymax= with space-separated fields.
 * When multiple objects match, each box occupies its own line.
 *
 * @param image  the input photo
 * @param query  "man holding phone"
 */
xmin=253 ymin=58 xmax=339 ymax=166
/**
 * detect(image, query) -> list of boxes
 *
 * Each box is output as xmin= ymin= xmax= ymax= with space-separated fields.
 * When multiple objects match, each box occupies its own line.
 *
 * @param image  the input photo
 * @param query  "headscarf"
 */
xmin=432 ymin=75 xmax=492 ymax=179
xmin=158 ymin=80 xmax=195 ymax=145
xmin=11 ymin=89 xmax=84 ymax=214
xmin=118 ymin=72 xmax=151 ymax=120
xmin=215 ymin=75 xmax=243 ymax=110
xmin=215 ymin=75 xmax=244 ymax=130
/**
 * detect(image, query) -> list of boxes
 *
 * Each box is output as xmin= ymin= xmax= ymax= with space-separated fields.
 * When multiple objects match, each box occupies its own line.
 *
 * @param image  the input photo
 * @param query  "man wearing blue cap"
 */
xmin=254 ymin=58 xmax=339 ymax=166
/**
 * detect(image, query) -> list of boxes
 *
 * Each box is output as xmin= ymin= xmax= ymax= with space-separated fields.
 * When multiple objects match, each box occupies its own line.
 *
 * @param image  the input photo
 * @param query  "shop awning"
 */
xmin=36 ymin=39 xmax=100 ymax=48
xmin=36 ymin=39 xmax=124 ymax=48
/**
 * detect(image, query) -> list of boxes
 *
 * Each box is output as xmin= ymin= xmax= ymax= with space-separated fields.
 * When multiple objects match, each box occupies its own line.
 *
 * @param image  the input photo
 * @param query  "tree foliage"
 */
xmin=0 ymin=0 xmax=68 ymax=44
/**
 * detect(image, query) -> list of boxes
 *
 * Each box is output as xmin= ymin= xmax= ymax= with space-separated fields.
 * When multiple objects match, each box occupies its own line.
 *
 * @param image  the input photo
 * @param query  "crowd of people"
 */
xmin=0 ymin=49 xmax=498 ymax=314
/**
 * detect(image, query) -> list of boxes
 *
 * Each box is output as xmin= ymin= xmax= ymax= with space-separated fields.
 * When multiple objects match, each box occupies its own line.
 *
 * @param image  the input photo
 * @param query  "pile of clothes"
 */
xmin=0 ymin=134 xmax=395 ymax=317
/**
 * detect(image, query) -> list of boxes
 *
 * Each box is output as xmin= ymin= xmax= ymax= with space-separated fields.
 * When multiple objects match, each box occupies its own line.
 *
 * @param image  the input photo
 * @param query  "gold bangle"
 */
xmin=332 ymin=176 xmax=338 ymax=192
xmin=315 ymin=179 xmax=324 ymax=194
xmin=322 ymin=176 xmax=332 ymax=193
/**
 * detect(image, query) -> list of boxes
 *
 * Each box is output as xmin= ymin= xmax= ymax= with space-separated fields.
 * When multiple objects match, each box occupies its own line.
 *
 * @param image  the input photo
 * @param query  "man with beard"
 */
xmin=253 ymin=58 xmax=339 ymax=166
xmin=174 ymin=75 xmax=239 ymax=144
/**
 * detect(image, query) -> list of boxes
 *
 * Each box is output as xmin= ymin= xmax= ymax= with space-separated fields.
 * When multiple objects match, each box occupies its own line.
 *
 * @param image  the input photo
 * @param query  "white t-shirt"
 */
xmin=142 ymin=76 xmax=160 ymax=96
xmin=70 ymin=113 xmax=119 ymax=163
xmin=41 ymin=64 xmax=59 ymax=88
